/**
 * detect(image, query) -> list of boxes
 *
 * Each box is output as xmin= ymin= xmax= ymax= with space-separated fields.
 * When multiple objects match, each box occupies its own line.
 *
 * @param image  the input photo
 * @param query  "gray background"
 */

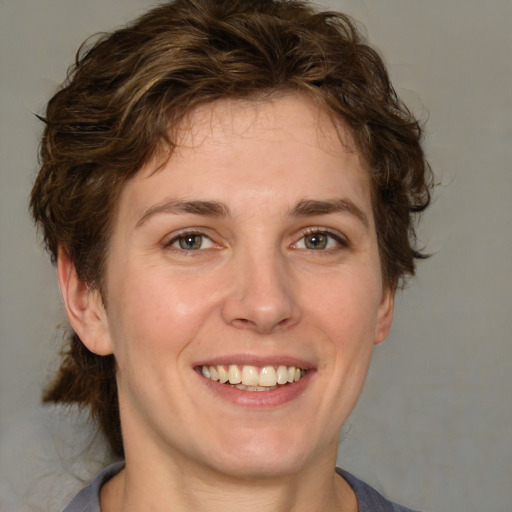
xmin=1 ymin=0 xmax=511 ymax=511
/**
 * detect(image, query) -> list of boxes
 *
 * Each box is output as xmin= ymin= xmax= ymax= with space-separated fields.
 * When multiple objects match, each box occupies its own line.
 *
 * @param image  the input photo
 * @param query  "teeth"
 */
xmin=217 ymin=365 xmax=229 ymax=383
xmin=201 ymin=364 xmax=306 ymax=390
xmin=276 ymin=365 xmax=289 ymax=385
xmin=259 ymin=366 xmax=277 ymax=387
xmin=241 ymin=365 xmax=259 ymax=386
xmin=234 ymin=384 xmax=277 ymax=392
xmin=209 ymin=366 xmax=219 ymax=381
xmin=228 ymin=364 xmax=242 ymax=384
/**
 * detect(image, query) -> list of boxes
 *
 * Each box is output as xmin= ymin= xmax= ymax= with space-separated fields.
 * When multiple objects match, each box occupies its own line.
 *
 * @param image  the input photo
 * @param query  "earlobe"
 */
xmin=374 ymin=288 xmax=395 ymax=345
xmin=57 ymin=247 xmax=113 ymax=356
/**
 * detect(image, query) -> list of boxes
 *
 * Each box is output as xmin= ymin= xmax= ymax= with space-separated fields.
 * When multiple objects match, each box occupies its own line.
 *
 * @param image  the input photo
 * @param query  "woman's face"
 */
xmin=93 ymin=94 xmax=393 ymax=478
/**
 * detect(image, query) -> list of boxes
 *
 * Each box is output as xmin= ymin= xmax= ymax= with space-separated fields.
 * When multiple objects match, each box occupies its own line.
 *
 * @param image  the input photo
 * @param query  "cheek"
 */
xmin=310 ymin=271 xmax=383 ymax=336
xmin=106 ymin=267 xmax=219 ymax=360
xmin=308 ymin=272 xmax=384 ymax=389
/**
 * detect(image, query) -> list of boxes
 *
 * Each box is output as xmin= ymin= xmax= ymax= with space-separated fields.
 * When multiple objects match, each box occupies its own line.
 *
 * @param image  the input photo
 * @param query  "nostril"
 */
xmin=231 ymin=318 xmax=255 ymax=329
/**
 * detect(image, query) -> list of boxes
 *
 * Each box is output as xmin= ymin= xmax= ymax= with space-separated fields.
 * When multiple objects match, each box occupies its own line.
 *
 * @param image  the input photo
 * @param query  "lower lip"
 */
xmin=196 ymin=370 xmax=314 ymax=408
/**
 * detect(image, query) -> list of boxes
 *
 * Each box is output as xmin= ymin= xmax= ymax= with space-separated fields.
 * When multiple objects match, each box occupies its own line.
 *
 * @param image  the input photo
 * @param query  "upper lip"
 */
xmin=193 ymin=354 xmax=316 ymax=370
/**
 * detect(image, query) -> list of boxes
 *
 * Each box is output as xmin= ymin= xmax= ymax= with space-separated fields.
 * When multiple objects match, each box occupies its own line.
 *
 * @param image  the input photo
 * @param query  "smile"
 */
xmin=200 ymin=364 xmax=307 ymax=391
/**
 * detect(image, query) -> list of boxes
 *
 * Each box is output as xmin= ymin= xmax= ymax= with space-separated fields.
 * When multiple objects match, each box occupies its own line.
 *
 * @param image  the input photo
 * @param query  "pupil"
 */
xmin=179 ymin=235 xmax=202 ymax=250
xmin=306 ymin=233 xmax=327 ymax=249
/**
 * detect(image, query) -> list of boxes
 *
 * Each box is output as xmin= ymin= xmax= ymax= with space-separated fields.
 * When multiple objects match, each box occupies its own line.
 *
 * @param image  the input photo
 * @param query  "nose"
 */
xmin=221 ymin=249 xmax=301 ymax=334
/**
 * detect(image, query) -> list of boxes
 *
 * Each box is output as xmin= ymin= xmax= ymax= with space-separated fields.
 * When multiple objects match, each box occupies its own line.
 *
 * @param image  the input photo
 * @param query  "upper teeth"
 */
xmin=201 ymin=364 xmax=305 ymax=388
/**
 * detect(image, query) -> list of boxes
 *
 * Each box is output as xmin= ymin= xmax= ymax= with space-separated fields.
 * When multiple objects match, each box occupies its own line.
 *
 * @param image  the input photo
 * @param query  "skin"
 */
xmin=58 ymin=93 xmax=394 ymax=512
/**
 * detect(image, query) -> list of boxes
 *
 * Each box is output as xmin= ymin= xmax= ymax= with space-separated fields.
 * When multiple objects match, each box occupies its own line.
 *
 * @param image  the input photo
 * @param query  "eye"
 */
xmin=293 ymin=229 xmax=346 ymax=251
xmin=167 ymin=232 xmax=214 ymax=251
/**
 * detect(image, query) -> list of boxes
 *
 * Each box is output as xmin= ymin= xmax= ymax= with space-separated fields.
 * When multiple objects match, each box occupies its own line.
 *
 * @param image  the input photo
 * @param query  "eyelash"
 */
xmin=296 ymin=228 xmax=349 ymax=251
xmin=162 ymin=230 xmax=215 ymax=252
xmin=162 ymin=227 xmax=348 ymax=254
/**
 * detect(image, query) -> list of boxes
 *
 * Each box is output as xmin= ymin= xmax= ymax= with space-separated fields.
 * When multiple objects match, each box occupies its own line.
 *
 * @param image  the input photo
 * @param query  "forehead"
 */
xmin=115 ymin=93 xmax=372 ymax=227
xmin=171 ymin=93 xmax=359 ymax=162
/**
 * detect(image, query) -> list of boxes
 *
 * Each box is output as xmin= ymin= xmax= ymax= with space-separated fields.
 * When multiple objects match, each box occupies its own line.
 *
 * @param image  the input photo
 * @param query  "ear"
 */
xmin=374 ymin=287 xmax=395 ymax=345
xmin=57 ymin=247 xmax=113 ymax=356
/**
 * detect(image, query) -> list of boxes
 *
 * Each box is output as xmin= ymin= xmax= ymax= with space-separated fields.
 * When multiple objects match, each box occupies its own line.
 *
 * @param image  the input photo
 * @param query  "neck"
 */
xmin=101 ymin=448 xmax=357 ymax=512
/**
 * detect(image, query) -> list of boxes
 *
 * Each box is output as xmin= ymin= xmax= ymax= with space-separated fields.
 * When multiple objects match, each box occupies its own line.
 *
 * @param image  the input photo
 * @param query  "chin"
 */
xmin=201 ymin=426 xmax=323 ymax=480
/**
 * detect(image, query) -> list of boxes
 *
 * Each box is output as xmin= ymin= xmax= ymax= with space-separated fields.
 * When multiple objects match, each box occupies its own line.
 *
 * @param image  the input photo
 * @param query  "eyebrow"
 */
xmin=135 ymin=197 xmax=369 ymax=230
xmin=135 ymin=199 xmax=230 ymax=228
xmin=289 ymin=199 xmax=369 ymax=229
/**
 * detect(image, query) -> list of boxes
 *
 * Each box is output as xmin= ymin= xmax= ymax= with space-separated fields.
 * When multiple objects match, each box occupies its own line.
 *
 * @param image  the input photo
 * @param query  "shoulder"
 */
xmin=62 ymin=462 xmax=124 ymax=512
xmin=337 ymin=468 xmax=421 ymax=512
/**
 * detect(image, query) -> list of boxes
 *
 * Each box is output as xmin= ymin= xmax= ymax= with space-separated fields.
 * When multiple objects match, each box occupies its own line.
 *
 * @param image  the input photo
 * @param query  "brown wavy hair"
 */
xmin=30 ymin=0 xmax=433 ymax=458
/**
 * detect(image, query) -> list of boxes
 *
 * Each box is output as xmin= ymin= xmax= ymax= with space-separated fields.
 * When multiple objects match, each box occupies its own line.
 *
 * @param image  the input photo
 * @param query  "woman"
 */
xmin=30 ymin=0 xmax=432 ymax=510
